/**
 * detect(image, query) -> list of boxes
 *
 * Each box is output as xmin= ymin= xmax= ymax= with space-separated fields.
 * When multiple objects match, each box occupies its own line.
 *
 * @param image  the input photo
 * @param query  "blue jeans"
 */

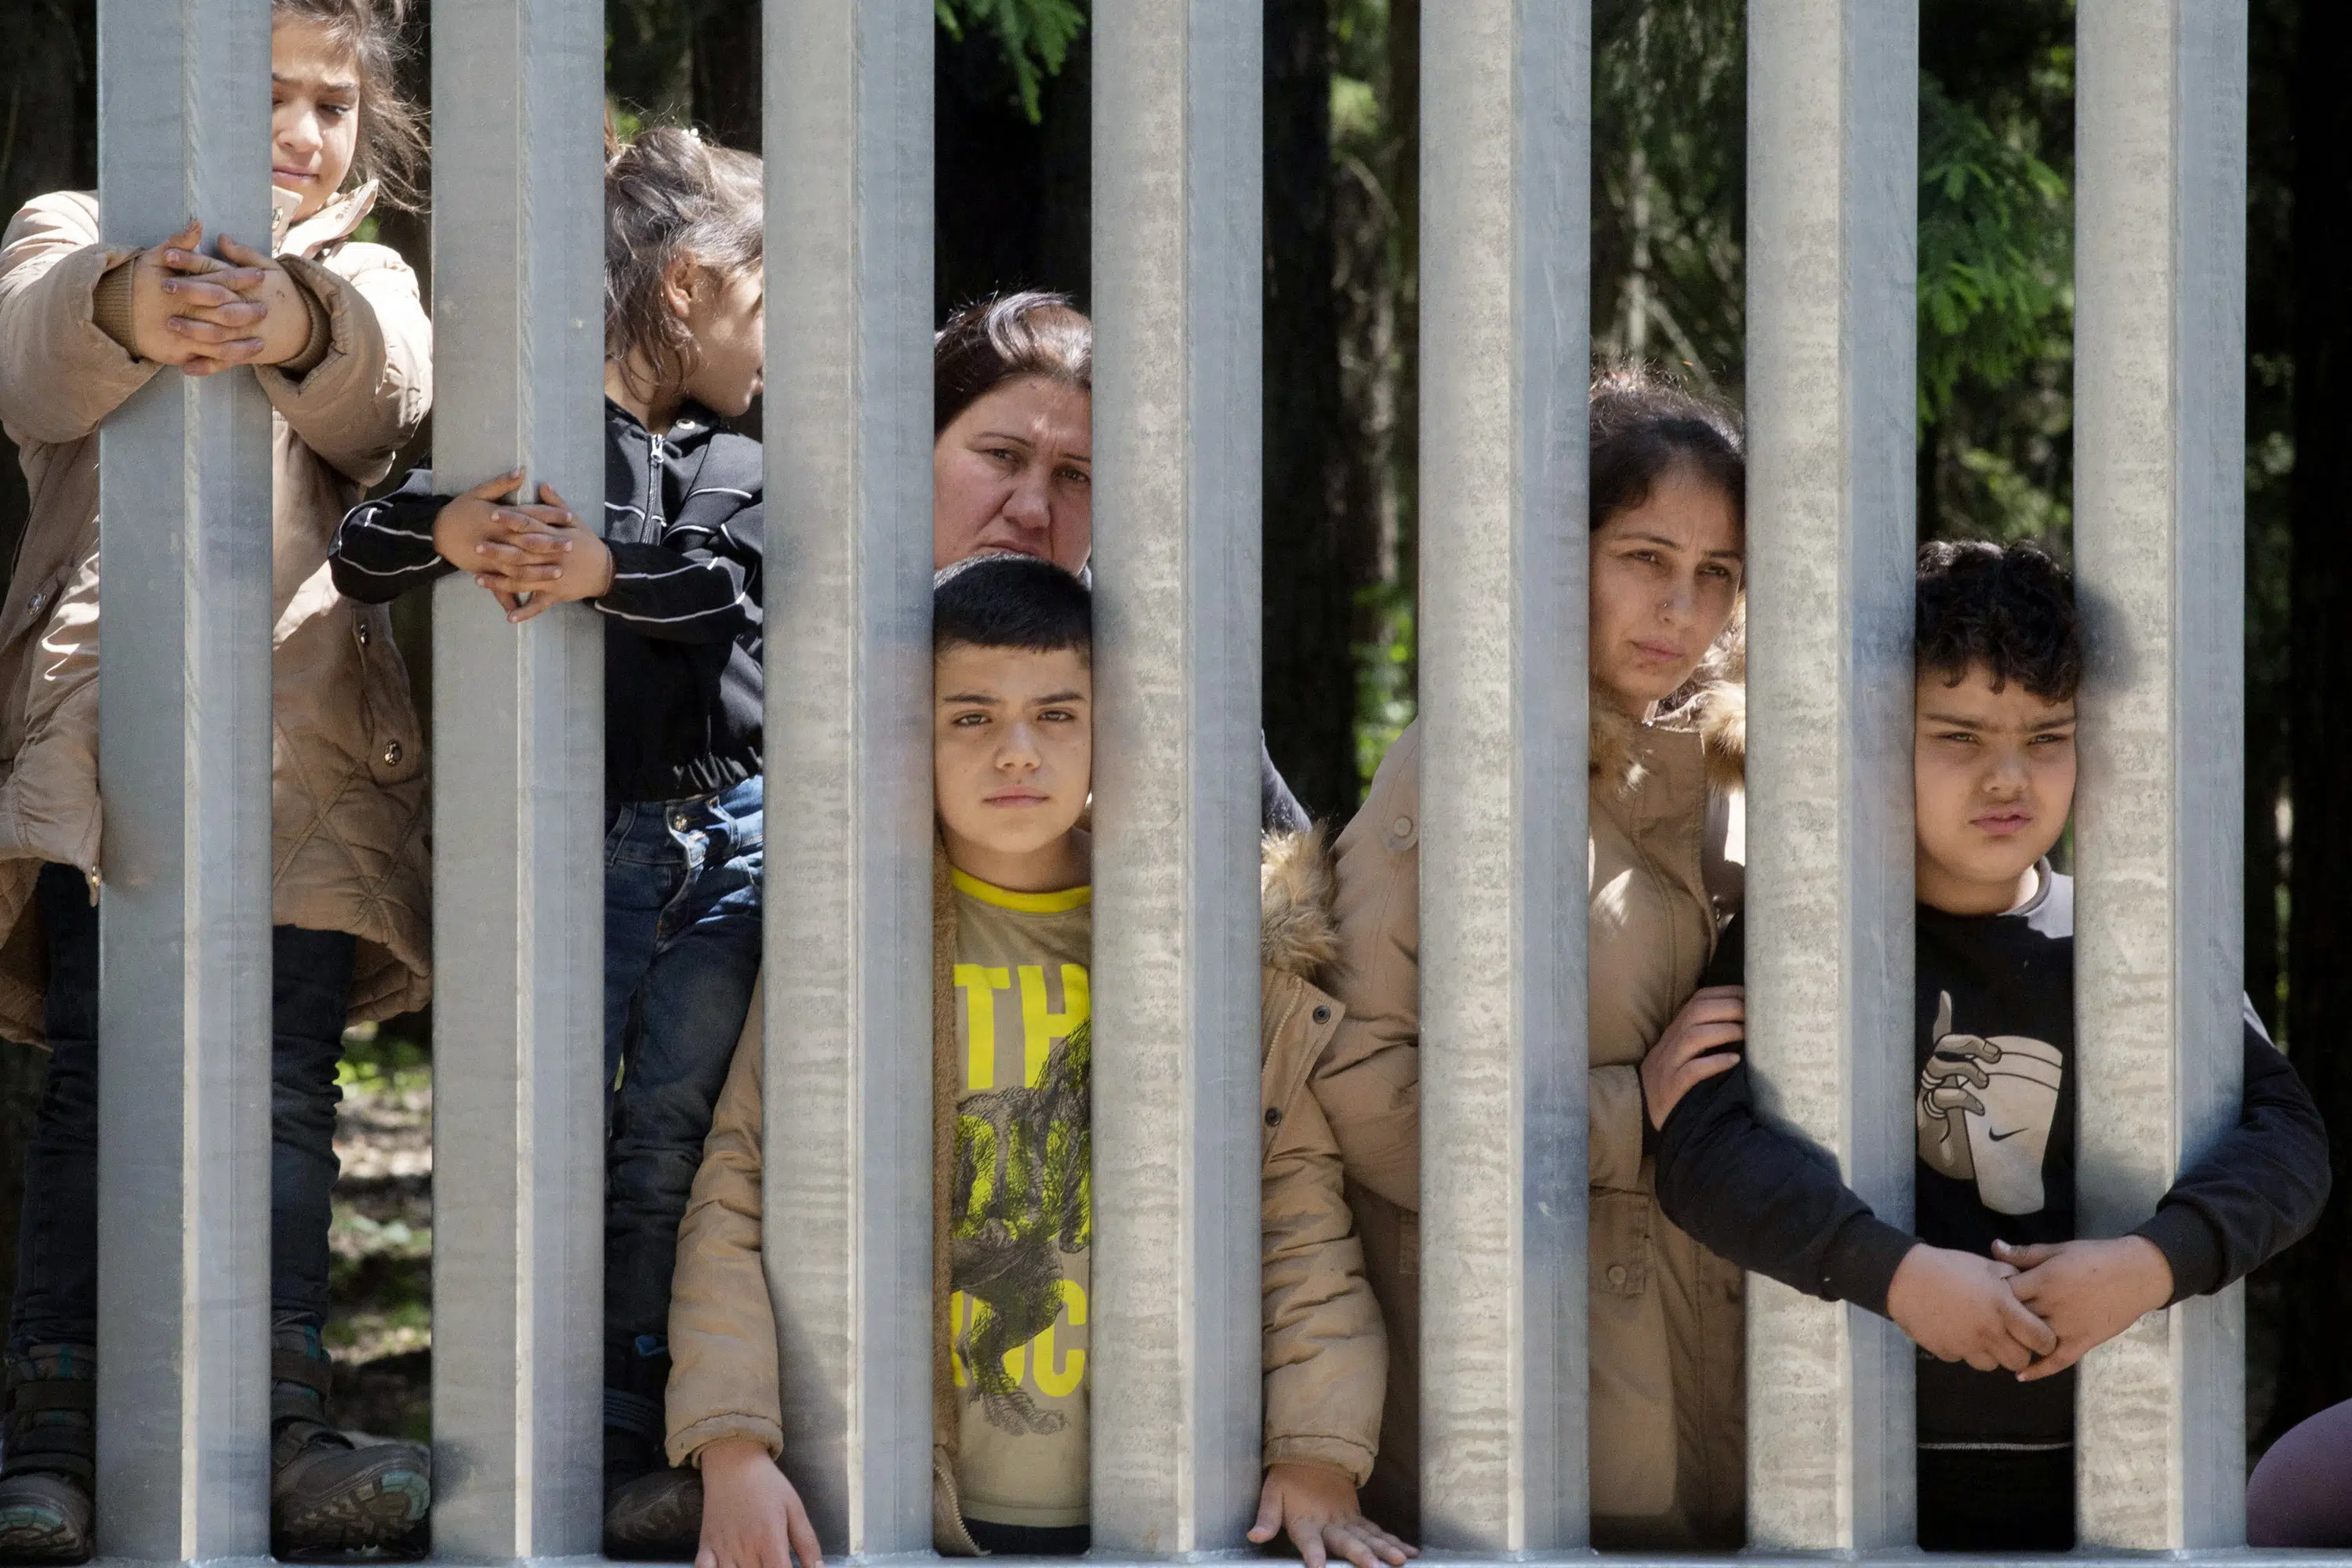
xmin=9 ymin=862 xmax=354 ymax=1352
xmin=601 ymin=778 xmax=764 ymax=1442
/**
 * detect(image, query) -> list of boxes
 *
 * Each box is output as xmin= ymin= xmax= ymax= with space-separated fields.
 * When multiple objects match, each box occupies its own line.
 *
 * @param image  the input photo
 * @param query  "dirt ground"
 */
xmin=328 ymin=1025 xmax=433 ymax=1444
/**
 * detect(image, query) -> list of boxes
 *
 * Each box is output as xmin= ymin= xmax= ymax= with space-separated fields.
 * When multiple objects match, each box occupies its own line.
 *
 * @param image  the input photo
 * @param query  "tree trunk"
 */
xmin=692 ymin=0 xmax=762 ymax=151
xmin=934 ymin=19 xmax=1092 ymax=317
xmin=2271 ymin=0 xmax=2352 ymax=1443
xmin=1259 ymin=0 xmax=1355 ymax=822
xmin=1387 ymin=0 xmax=1420 ymax=705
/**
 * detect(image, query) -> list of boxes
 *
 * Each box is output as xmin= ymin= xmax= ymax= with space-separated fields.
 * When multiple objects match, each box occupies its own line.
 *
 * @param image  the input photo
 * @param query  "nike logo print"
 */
xmin=1987 ymin=1127 xmax=2026 ymax=1142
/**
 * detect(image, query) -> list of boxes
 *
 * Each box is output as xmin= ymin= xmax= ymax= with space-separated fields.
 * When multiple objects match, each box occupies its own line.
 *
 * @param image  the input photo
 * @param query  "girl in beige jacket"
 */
xmin=1319 ymin=367 xmax=1752 ymax=1548
xmin=0 ymin=3 xmax=430 ymax=1557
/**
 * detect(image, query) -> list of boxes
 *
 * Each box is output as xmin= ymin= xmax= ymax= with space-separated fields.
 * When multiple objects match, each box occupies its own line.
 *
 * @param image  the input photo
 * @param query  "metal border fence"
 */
xmin=85 ymin=0 xmax=2269 ymax=1562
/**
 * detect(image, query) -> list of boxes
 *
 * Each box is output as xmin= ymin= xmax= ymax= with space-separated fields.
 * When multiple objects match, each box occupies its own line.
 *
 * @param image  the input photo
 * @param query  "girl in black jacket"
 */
xmin=329 ymin=126 xmax=767 ymax=1554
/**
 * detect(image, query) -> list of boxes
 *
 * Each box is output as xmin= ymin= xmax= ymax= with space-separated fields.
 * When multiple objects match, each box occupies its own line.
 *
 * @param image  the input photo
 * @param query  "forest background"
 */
xmin=0 ymin=0 xmax=2346 ymax=1470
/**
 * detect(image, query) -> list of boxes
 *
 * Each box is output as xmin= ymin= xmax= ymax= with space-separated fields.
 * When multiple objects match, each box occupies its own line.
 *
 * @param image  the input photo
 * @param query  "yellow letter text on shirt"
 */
xmin=955 ymin=964 xmax=1011 ymax=1089
xmin=1033 ymin=1279 xmax=1087 ymax=1398
xmin=1019 ymin=964 xmax=1090 ymax=1087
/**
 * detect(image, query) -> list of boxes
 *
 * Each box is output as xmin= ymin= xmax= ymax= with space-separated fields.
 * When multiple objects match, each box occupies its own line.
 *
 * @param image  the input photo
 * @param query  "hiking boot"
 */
xmin=269 ymin=1327 xmax=429 ymax=1555
xmin=602 ymin=1466 xmax=704 ymax=1560
xmin=0 ymin=1345 xmax=95 ymax=1564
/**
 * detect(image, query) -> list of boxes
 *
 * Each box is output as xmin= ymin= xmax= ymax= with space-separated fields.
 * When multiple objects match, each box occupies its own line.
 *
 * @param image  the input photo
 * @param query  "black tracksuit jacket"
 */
xmin=331 ymin=399 xmax=763 ymax=804
xmin=1656 ymin=867 xmax=2329 ymax=1453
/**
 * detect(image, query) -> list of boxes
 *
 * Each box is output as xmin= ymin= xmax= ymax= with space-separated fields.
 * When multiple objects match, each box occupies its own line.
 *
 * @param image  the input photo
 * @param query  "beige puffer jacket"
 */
xmin=0 ymin=189 xmax=432 ymax=1038
xmin=665 ymin=831 xmax=1388 ymax=1552
xmin=1319 ymin=688 xmax=1748 ymax=1548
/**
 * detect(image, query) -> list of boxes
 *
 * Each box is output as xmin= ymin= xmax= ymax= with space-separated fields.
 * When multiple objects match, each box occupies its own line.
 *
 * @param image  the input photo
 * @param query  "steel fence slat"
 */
xmin=93 ymin=0 xmax=276 ymax=1555
xmin=426 ymin=0 xmax=607 ymax=1555
xmin=1741 ymin=0 xmax=1920 ymax=1549
xmin=1088 ymin=1 xmax=1267 ymax=1552
xmin=1415 ymin=2 xmax=1593 ymax=1552
xmin=759 ymin=1 xmax=936 ymax=1555
xmin=2072 ymin=1 xmax=2250 ymax=1548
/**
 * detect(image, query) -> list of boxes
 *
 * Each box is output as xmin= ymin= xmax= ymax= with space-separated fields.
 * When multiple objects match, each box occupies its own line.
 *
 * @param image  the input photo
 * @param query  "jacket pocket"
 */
xmin=1588 ymin=1187 xmax=1675 ymax=1519
xmin=352 ymin=604 xmax=423 ymax=787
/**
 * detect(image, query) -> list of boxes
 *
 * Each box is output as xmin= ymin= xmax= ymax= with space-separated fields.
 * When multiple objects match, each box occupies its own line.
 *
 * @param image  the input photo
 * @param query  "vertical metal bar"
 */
xmin=1414 ymin=2 xmax=1589 ymax=1553
xmin=1089 ymin=1 xmax=1264 ymax=1553
xmin=93 ymin=0 xmax=274 ymax=1556
xmin=1741 ymin=0 xmax=1918 ymax=1550
xmin=760 ymin=1 xmax=935 ymax=1555
xmin=2072 ymin=1 xmax=2248 ymax=1549
xmin=426 ymin=0 xmax=606 ymax=1557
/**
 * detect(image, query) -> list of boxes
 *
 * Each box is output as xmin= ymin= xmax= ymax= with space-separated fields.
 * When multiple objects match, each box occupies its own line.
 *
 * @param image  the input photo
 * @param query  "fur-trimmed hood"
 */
xmin=1591 ymin=677 xmax=1746 ymax=801
xmin=1261 ymin=826 xmax=1342 ymax=982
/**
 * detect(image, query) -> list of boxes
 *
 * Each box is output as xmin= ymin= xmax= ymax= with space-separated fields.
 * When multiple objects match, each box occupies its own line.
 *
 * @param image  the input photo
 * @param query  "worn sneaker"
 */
xmin=268 ymin=1329 xmax=430 ymax=1555
xmin=0 ymin=1346 xmax=96 ymax=1564
xmin=271 ymin=1428 xmax=430 ymax=1555
xmin=0 ymin=1471 xmax=92 ymax=1565
xmin=603 ymin=1467 xmax=704 ymax=1560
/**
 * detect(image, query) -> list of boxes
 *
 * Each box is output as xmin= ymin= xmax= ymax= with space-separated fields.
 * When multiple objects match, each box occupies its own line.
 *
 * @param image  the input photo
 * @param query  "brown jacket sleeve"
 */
xmin=263 ymin=243 xmax=431 ymax=487
xmin=665 ymin=982 xmax=785 ymax=1466
xmin=1319 ymin=724 xmax=1425 ymax=1214
xmin=1261 ymin=968 xmax=1385 ymax=1484
xmin=0 ymin=193 xmax=158 ymax=449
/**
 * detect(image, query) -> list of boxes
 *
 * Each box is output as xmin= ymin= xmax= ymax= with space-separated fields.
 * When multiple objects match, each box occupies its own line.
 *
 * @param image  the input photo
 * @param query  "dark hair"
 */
xmin=933 ymin=555 xmax=1092 ymax=663
xmin=273 ymin=0 xmax=427 ymax=212
xmin=1915 ymin=539 xmax=2081 ymax=702
xmin=605 ymin=126 xmax=764 ymax=401
xmin=1589 ymin=362 xmax=1746 ymax=535
xmin=935 ymin=292 xmax=1093 ymax=437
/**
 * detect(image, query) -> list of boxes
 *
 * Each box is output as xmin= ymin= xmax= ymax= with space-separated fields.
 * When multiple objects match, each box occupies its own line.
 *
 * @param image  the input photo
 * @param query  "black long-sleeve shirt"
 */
xmin=1656 ymin=866 xmax=2330 ymax=1449
xmin=332 ymin=399 xmax=764 ymax=802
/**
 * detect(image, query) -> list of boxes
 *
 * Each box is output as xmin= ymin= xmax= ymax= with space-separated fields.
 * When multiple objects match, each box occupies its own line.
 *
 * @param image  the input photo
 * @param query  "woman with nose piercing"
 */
xmin=1316 ymin=365 xmax=1754 ymax=1548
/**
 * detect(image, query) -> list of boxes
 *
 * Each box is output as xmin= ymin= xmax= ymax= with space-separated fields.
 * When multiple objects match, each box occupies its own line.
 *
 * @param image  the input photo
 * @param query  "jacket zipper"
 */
xmin=646 ymin=430 xmax=666 ymax=539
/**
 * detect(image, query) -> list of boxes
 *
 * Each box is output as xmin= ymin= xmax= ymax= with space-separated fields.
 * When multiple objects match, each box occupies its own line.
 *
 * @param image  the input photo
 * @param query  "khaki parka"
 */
xmin=0 ymin=189 xmax=432 ymax=1037
xmin=665 ymin=830 xmax=1388 ymax=1553
xmin=1319 ymin=686 xmax=1748 ymax=1548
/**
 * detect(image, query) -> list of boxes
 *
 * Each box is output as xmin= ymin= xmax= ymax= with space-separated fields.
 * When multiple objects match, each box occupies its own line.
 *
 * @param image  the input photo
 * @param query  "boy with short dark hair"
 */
xmin=1648 ymin=540 xmax=2329 ymax=1552
xmin=661 ymin=555 xmax=1411 ymax=1567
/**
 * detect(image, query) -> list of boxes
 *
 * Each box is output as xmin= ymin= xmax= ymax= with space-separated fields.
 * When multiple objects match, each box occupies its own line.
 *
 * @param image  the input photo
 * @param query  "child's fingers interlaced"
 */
xmin=473 ymin=537 xmax=572 ymax=575
xmin=1990 ymin=1282 xmax=2058 ymax=1370
xmin=491 ymin=503 xmax=583 ymax=535
xmin=1994 ymin=1236 xmax=2174 ymax=1383
xmin=1887 ymin=1244 xmax=2056 ymax=1373
xmin=212 ymin=234 xmax=283 ymax=277
xmin=159 ymin=274 xmax=266 ymax=321
xmin=459 ymin=470 xmax=528 ymax=504
xmin=165 ymin=311 xmax=267 ymax=350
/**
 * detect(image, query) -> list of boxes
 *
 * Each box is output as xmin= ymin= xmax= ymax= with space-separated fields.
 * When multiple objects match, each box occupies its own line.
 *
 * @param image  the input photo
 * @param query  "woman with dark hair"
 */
xmin=1319 ymin=365 xmax=1752 ymax=1548
xmin=928 ymin=291 xmax=1309 ymax=830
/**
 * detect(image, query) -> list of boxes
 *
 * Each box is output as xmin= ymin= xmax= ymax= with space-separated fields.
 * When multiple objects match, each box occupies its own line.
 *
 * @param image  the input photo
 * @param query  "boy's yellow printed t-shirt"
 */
xmin=946 ymin=867 xmax=1093 ymax=1530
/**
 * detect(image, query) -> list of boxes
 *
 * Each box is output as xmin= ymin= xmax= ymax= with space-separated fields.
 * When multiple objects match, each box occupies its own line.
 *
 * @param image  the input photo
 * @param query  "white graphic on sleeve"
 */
xmin=1915 ymin=991 xmax=2066 ymax=1216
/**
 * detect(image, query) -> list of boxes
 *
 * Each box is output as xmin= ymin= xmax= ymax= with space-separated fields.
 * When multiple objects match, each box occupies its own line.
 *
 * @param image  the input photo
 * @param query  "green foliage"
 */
xmin=1916 ymin=75 xmax=2072 ymax=424
xmin=337 ymin=1018 xmax=430 ymax=1093
xmin=1592 ymin=0 xmax=1749 ymax=384
xmin=935 ymin=0 xmax=1087 ymax=123
xmin=1354 ymin=588 xmax=1414 ymax=790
